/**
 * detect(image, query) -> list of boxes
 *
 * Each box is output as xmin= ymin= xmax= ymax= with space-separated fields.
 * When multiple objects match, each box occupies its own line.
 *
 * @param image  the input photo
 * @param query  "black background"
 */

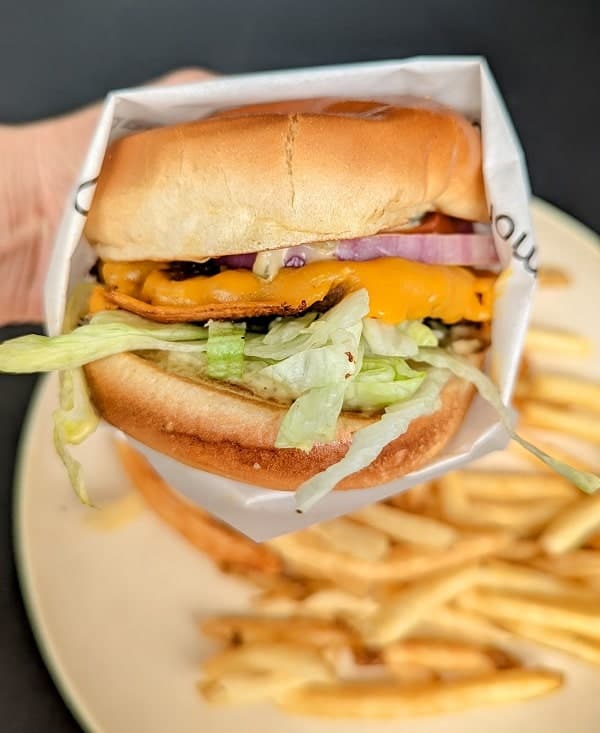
xmin=1 ymin=1 xmax=598 ymax=730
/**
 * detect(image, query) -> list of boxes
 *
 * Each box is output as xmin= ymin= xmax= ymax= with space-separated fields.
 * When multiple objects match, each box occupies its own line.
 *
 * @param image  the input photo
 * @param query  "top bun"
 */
xmin=85 ymin=98 xmax=488 ymax=262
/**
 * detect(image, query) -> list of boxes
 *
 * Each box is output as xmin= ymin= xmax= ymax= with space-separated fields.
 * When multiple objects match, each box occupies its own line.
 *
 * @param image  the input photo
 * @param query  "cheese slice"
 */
xmin=100 ymin=258 xmax=494 ymax=324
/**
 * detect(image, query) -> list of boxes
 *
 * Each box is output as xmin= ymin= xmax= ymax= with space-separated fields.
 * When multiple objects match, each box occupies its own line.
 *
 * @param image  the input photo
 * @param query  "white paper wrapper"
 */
xmin=45 ymin=57 xmax=536 ymax=541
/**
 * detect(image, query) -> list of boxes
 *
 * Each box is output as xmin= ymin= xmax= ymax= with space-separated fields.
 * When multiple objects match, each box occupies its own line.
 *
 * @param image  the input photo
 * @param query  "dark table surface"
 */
xmin=1 ymin=1 xmax=598 ymax=730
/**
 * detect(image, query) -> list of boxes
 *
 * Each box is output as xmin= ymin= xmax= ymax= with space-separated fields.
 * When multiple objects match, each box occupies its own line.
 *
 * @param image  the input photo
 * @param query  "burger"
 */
xmin=1 ymin=97 xmax=594 ymax=510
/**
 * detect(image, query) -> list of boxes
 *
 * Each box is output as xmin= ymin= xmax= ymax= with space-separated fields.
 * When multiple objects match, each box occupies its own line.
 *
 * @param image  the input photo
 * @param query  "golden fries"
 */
xmin=363 ymin=565 xmax=479 ymax=646
xmin=309 ymin=517 xmax=390 ymax=562
xmin=530 ymin=550 xmax=600 ymax=579
xmin=520 ymin=402 xmax=600 ymax=444
xmin=277 ymin=669 xmax=562 ymax=719
xmin=450 ymin=471 xmax=577 ymax=502
xmin=200 ymin=615 xmax=357 ymax=650
xmin=417 ymin=605 xmax=511 ymax=646
xmin=351 ymin=503 xmax=459 ymax=549
xmin=383 ymin=639 xmax=496 ymax=678
xmin=526 ymin=372 xmax=600 ymax=414
xmin=387 ymin=482 xmax=434 ymax=511
xmin=508 ymin=431 xmax=599 ymax=474
xmin=477 ymin=560 xmax=600 ymax=603
xmin=525 ymin=327 xmax=592 ymax=358
xmin=502 ymin=621 xmax=600 ymax=666
xmin=540 ymin=493 xmax=600 ymax=554
xmin=457 ymin=589 xmax=600 ymax=640
xmin=200 ymin=641 xmax=334 ymax=704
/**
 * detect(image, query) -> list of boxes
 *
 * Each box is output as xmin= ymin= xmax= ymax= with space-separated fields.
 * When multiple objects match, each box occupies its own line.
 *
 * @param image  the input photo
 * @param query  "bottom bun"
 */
xmin=84 ymin=352 xmax=480 ymax=491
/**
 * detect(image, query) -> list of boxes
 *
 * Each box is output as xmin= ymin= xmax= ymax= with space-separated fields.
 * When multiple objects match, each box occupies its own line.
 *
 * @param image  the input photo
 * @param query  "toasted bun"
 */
xmin=85 ymin=98 xmax=488 ymax=261
xmin=84 ymin=352 xmax=479 ymax=491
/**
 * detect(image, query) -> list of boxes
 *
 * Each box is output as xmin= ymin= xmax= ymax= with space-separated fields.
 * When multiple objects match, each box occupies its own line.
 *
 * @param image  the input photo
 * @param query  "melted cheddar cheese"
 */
xmin=99 ymin=258 xmax=494 ymax=324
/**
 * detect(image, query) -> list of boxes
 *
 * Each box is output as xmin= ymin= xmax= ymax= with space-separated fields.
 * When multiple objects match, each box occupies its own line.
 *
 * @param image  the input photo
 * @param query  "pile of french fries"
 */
xmin=116 ymin=265 xmax=600 ymax=721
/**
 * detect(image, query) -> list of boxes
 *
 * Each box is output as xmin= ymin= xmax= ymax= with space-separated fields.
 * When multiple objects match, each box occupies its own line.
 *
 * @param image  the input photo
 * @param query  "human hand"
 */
xmin=0 ymin=68 xmax=215 ymax=326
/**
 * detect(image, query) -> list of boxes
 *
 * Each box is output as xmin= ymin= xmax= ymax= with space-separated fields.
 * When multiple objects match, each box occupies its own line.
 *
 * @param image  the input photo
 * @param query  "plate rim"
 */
xmin=12 ymin=197 xmax=600 ymax=733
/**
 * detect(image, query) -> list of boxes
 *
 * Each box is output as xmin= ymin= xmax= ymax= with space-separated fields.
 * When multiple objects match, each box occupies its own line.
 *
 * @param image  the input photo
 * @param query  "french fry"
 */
xmin=382 ymin=639 xmax=496 ymax=678
xmin=540 ymin=493 xmax=600 ymax=554
xmin=520 ymin=402 xmax=600 ymax=444
xmin=385 ymin=662 xmax=436 ymax=685
xmin=387 ymin=482 xmax=434 ymax=512
xmin=201 ymin=641 xmax=334 ymax=681
xmin=502 ymin=621 xmax=600 ymax=666
xmin=277 ymin=669 xmax=562 ymax=719
xmin=452 ymin=471 xmax=577 ymax=502
xmin=85 ymin=491 xmax=145 ymax=531
xmin=417 ymin=605 xmax=511 ymax=646
xmin=363 ymin=566 xmax=479 ymax=646
xmin=115 ymin=440 xmax=282 ymax=574
xmin=525 ymin=327 xmax=592 ymax=358
xmin=200 ymin=669 xmax=307 ymax=705
xmin=495 ymin=540 xmax=541 ymax=561
xmin=530 ymin=550 xmax=600 ymax=579
xmin=310 ymin=517 xmax=390 ymax=562
xmin=456 ymin=589 xmax=600 ymax=640
xmin=351 ymin=503 xmax=459 ymax=549
xmin=477 ymin=561 xmax=600 ymax=603
xmin=438 ymin=473 xmax=570 ymax=536
xmin=269 ymin=530 xmax=509 ymax=590
xmin=508 ymin=431 xmax=599 ymax=474
xmin=537 ymin=266 xmax=571 ymax=288
xmin=200 ymin=641 xmax=333 ymax=704
xmin=526 ymin=373 xmax=600 ymax=414
xmin=586 ymin=533 xmax=600 ymax=550
xmin=200 ymin=615 xmax=357 ymax=650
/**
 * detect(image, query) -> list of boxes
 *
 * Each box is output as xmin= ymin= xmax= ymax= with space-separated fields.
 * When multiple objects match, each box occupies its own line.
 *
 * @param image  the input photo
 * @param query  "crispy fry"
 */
xmin=438 ymin=473 xmax=571 ymax=535
xmin=417 ymin=605 xmax=511 ymax=646
xmin=503 ymin=621 xmax=600 ymax=666
xmin=269 ymin=530 xmax=509 ymax=590
xmin=387 ymin=482 xmax=434 ymax=512
xmin=201 ymin=641 xmax=334 ymax=680
xmin=526 ymin=373 xmax=600 ymax=414
xmin=452 ymin=471 xmax=577 ymax=502
xmin=200 ymin=641 xmax=333 ymax=704
xmin=351 ymin=503 xmax=458 ymax=549
xmin=540 ymin=493 xmax=600 ymax=554
xmin=277 ymin=669 xmax=562 ymax=719
xmin=385 ymin=662 xmax=436 ymax=685
xmin=363 ymin=566 xmax=479 ymax=646
xmin=530 ymin=550 xmax=600 ymax=579
xmin=520 ymin=402 xmax=600 ymax=444
xmin=457 ymin=589 xmax=600 ymax=640
xmin=309 ymin=517 xmax=390 ymax=562
xmin=525 ymin=327 xmax=592 ymax=358
xmin=537 ymin=266 xmax=571 ymax=288
xmin=200 ymin=615 xmax=357 ymax=650
xmin=383 ymin=639 xmax=496 ymax=678
xmin=115 ymin=440 xmax=281 ymax=574
xmin=477 ymin=561 xmax=600 ymax=603
xmin=496 ymin=540 xmax=541 ymax=561
xmin=85 ymin=491 xmax=145 ymax=531
xmin=586 ymin=533 xmax=600 ymax=550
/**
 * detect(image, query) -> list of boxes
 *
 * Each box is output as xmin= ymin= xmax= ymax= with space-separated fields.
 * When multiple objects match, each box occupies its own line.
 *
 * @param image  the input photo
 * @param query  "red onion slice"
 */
xmin=218 ymin=253 xmax=256 ymax=268
xmin=335 ymin=233 xmax=498 ymax=267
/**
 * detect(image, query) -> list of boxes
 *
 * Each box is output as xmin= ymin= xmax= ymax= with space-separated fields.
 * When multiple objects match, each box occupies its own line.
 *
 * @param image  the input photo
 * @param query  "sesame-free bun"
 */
xmin=85 ymin=98 xmax=488 ymax=262
xmin=84 ymin=351 xmax=479 ymax=491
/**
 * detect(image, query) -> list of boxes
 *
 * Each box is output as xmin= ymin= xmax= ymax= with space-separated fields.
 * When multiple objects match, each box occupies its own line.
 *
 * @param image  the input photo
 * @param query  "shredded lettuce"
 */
xmin=53 ymin=368 xmax=99 ymax=505
xmin=344 ymin=357 xmax=425 ymax=411
xmin=362 ymin=318 xmax=439 ymax=358
xmin=416 ymin=348 xmax=600 ymax=495
xmin=244 ymin=289 xmax=369 ymax=360
xmin=275 ymin=383 xmax=347 ymax=451
xmin=295 ymin=368 xmax=450 ymax=512
xmin=206 ymin=321 xmax=245 ymax=379
xmin=0 ymin=313 xmax=209 ymax=373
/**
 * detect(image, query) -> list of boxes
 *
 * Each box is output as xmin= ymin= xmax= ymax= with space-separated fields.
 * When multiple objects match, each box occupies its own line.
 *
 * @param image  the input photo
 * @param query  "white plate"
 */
xmin=14 ymin=199 xmax=600 ymax=733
